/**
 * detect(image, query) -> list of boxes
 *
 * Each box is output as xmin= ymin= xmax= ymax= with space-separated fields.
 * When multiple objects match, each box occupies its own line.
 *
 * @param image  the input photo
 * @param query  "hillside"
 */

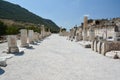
xmin=0 ymin=0 xmax=59 ymax=33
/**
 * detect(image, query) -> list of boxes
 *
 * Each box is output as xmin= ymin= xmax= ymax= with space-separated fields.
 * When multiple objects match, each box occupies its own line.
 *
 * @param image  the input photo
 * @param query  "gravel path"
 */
xmin=0 ymin=34 xmax=120 ymax=80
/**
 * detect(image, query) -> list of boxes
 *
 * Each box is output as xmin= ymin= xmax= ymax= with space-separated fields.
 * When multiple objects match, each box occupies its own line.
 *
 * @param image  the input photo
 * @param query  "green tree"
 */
xmin=0 ymin=21 xmax=7 ymax=36
xmin=6 ymin=26 xmax=19 ymax=35
xmin=26 ymin=26 xmax=41 ymax=33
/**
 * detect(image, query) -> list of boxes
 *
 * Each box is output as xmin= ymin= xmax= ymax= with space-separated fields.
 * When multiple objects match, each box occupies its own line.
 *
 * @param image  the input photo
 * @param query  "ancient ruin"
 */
xmin=20 ymin=29 xmax=29 ymax=47
xmin=7 ymin=35 xmax=19 ymax=53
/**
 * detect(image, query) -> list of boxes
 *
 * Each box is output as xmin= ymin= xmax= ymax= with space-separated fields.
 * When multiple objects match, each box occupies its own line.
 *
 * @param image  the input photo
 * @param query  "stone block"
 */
xmin=94 ymin=40 xmax=98 ymax=52
xmin=97 ymin=41 xmax=102 ymax=54
xmin=7 ymin=35 xmax=19 ymax=53
xmin=20 ymin=29 xmax=29 ymax=47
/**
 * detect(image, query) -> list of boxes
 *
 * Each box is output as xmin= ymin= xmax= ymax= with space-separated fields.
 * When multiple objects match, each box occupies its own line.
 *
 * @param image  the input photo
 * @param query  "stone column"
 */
xmin=101 ymin=42 xmax=106 ymax=55
xmin=48 ymin=29 xmax=51 ymax=36
xmin=83 ymin=16 xmax=88 ymax=41
xmin=94 ymin=40 xmax=98 ymax=52
xmin=59 ymin=27 xmax=62 ymax=36
xmin=41 ymin=25 xmax=45 ymax=38
xmin=34 ymin=32 xmax=39 ymax=42
xmin=76 ymin=28 xmax=82 ymax=41
xmin=97 ymin=41 xmax=102 ymax=54
xmin=38 ymin=34 xmax=42 ymax=40
xmin=91 ymin=40 xmax=94 ymax=51
xmin=20 ymin=29 xmax=29 ymax=47
xmin=89 ymin=27 xmax=95 ymax=41
xmin=28 ymin=30 xmax=34 ymax=44
xmin=7 ymin=35 xmax=19 ymax=53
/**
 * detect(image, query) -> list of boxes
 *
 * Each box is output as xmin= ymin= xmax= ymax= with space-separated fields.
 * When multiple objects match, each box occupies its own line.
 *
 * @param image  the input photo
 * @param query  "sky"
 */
xmin=5 ymin=0 xmax=120 ymax=30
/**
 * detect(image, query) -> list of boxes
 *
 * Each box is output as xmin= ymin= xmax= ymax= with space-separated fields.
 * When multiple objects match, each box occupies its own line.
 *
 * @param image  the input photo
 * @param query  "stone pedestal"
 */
xmin=20 ymin=29 xmax=29 ymax=47
xmin=28 ymin=30 xmax=34 ymax=44
xmin=7 ymin=35 xmax=19 ymax=53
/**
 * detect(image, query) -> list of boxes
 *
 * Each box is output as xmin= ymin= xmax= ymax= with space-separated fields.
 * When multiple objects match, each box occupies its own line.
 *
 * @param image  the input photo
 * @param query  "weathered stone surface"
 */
xmin=91 ymin=41 xmax=94 ymax=51
xmin=83 ymin=16 xmax=88 ymax=41
xmin=41 ymin=25 xmax=45 ymax=38
xmin=76 ymin=35 xmax=82 ymax=41
xmin=0 ymin=58 xmax=7 ymax=67
xmin=93 ymin=40 xmax=98 ymax=52
xmin=97 ymin=41 xmax=102 ymax=54
xmin=20 ymin=29 xmax=29 ymax=47
xmin=89 ymin=27 xmax=95 ymax=41
xmin=101 ymin=42 xmax=107 ymax=55
xmin=83 ymin=30 xmax=88 ymax=41
xmin=34 ymin=32 xmax=39 ymax=42
xmin=28 ymin=30 xmax=34 ymax=44
xmin=7 ymin=35 xmax=19 ymax=53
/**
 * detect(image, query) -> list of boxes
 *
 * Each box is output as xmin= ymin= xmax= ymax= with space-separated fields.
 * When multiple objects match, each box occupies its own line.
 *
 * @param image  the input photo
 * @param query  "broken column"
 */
xmin=20 ymin=29 xmax=29 ymax=47
xmin=94 ymin=40 xmax=98 ymax=52
xmin=34 ymin=32 xmax=39 ymax=42
xmin=28 ymin=30 xmax=34 ymax=44
xmin=41 ymin=25 xmax=45 ymax=38
xmin=76 ymin=28 xmax=83 ymax=41
xmin=83 ymin=16 xmax=88 ymax=41
xmin=59 ymin=27 xmax=62 ymax=36
xmin=89 ymin=26 xmax=95 ymax=41
xmin=91 ymin=40 xmax=94 ymax=51
xmin=7 ymin=35 xmax=19 ymax=53
xmin=97 ymin=41 xmax=102 ymax=53
xmin=48 ymin=28 xmax=51 ymax=36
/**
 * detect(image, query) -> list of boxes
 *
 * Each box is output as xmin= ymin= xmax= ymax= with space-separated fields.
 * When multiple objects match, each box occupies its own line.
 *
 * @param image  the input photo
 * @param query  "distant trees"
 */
xmin=6 ymin=26 xmax=19 ymax=35
xmin=26 ymin=26 xmax=41 ymax=33
xmin=0 ymin=0 xmax=60 ymax=33
xmin=0 ymin=21 xmax=7 ymax=36
xmin=0 ymin=21 xmax=19 ymax=35
xmin=61 ymin=28 xmax=66 ymax=32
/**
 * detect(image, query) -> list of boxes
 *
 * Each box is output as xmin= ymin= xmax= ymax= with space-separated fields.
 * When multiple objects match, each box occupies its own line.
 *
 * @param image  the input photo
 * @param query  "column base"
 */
xmin=8 ymin=47 xmax=19 ymax=53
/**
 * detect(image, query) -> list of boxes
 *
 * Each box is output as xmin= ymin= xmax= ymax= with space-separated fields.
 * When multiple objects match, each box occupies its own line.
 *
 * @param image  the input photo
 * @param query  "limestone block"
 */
xmin=0 ymin=58 xmax=7 ymax=67
xmin=76 ymin=35 xmax=82 ymax=41
xmin=97 ymin=41 xmax=102 ymax=54
xmin=20 ymin=29 xmax=29 ymax=47
xmin=28 ymin=30 xmax=34 ymax=44
xmin=101 ymin=42 xmax=107 ymax=56
xmin=7 ymin=35 xmax=19 ymax=53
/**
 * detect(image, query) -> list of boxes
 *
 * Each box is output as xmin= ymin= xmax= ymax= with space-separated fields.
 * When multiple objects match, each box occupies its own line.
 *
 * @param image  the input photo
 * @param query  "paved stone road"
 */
xmin=0 ymin=34 xmax=120 ymax=80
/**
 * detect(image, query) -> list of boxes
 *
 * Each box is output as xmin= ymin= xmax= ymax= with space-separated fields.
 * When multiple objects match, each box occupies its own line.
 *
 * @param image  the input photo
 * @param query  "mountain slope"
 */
xmin=0 ymin=0 xmax=59 ymax=32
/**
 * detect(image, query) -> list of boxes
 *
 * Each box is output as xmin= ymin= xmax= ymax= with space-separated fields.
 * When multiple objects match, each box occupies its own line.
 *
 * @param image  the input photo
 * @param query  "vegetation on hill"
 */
xmin=0 ymin=0 xmax=60 ymax=33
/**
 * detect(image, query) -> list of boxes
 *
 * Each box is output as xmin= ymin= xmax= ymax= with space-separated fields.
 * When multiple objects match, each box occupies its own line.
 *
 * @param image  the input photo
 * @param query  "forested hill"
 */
xmin=0 ymin=0 xmax=59 ymax=33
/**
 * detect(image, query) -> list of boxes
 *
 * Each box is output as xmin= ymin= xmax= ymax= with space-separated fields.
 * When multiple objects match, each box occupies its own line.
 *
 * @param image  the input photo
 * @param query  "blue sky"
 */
xmin=5 ymin=0 xmax=120 ymax=30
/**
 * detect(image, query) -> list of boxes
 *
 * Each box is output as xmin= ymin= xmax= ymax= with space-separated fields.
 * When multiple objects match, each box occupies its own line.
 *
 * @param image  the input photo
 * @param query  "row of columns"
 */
xmin=68 ymin=16 xmax=95 ymax=42
xmin=91 ymin=40 xmax=111 ymax=55
xmin=7 ymin=27 xmax=51 ymax=53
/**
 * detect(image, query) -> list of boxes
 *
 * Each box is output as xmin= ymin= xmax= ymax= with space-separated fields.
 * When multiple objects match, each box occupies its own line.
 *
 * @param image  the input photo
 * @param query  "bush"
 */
xmin=6 ymin=26 xmax=19 ymax=35
xmin=0 ymin=21 xmax=7 ymax=36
